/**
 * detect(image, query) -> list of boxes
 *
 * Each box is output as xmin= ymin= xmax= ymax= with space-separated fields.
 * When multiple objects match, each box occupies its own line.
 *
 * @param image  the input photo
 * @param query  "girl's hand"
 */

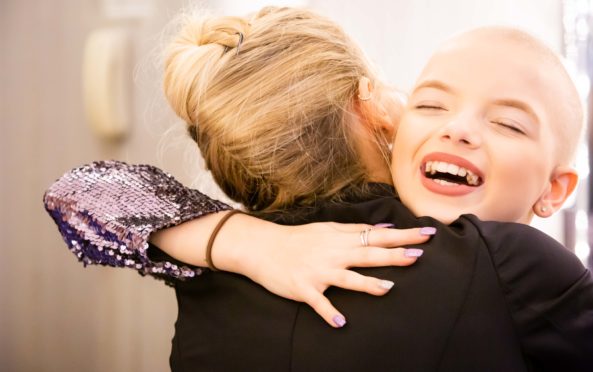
xmin=217 ymin=216 xmax=434 ymax=328
xmin=152 ymin=212 xmax=434 ymax=328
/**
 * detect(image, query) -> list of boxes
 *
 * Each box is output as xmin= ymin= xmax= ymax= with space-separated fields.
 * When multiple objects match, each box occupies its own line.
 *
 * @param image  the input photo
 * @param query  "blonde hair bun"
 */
xmin=185 ymin=16 xmax=250 ymax=49
xmin=163 ymin=14 xmax=250 ymax=123
xmin=163 ymin=7 xmax=386 ymax=212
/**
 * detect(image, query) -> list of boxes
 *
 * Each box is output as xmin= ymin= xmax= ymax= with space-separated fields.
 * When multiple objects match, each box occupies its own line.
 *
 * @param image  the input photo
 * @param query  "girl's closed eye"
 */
xmin=414 ymin=102 xmax=447 ymax=111
xmin=492 ymin=120 xmax=526 ymax=135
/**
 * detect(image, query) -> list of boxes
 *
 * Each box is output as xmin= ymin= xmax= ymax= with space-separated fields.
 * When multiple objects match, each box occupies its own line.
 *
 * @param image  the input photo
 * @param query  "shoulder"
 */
xmin=459 ymin=217 xmax=593 ymax=368
xmin=461 ymin=215 xmax=589 ymax=302
xmin=279 ymin=194 xmax=414 ymax=227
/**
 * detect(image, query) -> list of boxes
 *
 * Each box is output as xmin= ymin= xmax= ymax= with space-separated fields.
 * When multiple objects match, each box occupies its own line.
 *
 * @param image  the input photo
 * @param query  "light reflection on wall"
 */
xmin=563 ymin=0 xmax=592 ymax=268
xmin=576 ymin=210 xmax=590 ymax=262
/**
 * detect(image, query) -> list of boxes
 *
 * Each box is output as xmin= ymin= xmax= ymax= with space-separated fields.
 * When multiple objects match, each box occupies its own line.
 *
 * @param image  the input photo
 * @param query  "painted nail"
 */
xmin=419 ymin=227 xmax=437 ymax=236
xmin=404 ymin=248 xmax=424 ymax=258
xmin=374 ymin=223 xmax=395 ymax=228
xmin=333 ymin=315 xmax=347 ymax=328
xmin=379 ymin=280 xmax=395 ymax=290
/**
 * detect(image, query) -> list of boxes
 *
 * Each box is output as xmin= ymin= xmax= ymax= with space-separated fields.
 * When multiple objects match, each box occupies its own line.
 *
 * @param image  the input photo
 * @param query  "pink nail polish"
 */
xmin=333 ymin=315 xmax=347 ymax=328
xmin=374 ymin=223 xmax=394 ymax=228
xmin=419 ymin=227 xmax=436 ymax=236
xmin=379 ymin=280 xmax=395 ymax=290
xmin=404 ymin=248 xmax=424 ymax=257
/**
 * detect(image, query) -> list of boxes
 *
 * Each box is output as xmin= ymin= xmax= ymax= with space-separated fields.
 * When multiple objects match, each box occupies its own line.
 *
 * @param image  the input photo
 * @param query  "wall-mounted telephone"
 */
xmin=82 ymin=27 xmax=132 ymax=140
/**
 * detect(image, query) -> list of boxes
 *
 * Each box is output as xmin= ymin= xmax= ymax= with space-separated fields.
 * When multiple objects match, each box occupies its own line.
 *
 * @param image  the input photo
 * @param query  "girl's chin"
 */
xmin=409 ymin=204 xmax=465 ymax=224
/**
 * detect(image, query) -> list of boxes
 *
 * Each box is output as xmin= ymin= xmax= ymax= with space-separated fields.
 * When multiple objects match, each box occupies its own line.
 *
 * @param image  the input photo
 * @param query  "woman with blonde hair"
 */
xmin=45 ymin=6 xmax=593 ymax=370
xmin=164 ymin=7 xmax=399 ymax=211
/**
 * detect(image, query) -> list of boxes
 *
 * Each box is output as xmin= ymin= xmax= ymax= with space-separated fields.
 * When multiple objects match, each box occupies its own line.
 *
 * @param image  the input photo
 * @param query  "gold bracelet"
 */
xmin=205 ymin=210 xmax=244 ymax=271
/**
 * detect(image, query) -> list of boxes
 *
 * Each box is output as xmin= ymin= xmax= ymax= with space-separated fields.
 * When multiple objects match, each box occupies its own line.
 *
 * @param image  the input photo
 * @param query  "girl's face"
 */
xmin=390 ymin=37 xmax=569 ymax=224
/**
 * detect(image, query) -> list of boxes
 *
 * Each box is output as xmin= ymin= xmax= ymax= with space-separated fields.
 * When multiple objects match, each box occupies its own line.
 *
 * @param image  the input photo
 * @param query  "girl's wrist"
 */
xmin=211 ymin=213 xmax=275 ymax=277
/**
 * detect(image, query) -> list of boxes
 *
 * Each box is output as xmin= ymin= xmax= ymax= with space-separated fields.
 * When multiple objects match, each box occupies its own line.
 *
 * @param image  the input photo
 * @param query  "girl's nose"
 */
xmin=438 ymin=114 xmax=482 ymax=148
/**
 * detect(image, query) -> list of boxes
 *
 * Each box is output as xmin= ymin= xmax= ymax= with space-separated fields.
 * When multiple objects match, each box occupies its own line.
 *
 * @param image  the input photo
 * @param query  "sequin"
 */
xmin=43 ymin=160 xmax=232 ymax=284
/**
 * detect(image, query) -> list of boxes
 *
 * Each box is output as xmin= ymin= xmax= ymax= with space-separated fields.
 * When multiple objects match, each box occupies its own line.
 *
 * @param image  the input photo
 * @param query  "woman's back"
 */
xmin=170 ymin=186 xmax=552 ymax=371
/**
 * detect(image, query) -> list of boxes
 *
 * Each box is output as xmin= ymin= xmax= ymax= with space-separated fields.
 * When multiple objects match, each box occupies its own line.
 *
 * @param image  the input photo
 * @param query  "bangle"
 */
xmin=205 ymin=210 xmax=244 ymax=271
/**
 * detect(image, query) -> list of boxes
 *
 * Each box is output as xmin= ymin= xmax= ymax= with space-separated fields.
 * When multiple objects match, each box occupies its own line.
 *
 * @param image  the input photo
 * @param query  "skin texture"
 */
xmin=392 ymin=31 xmax=579 ymax=225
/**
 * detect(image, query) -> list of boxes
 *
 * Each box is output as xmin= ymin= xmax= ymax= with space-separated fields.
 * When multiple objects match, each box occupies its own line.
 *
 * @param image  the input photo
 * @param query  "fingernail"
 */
xmin=379 ymin=280 xmax=395 ymax=290
xmin=333 ymin=315 xmax=347 ymax=328
xmin=374 ymin=223 xmax=394 ymax=228
xmin=419 ymin=227 xmax=437 ymax=236
xmin=404 ymin=248 xmax=424 ymax=257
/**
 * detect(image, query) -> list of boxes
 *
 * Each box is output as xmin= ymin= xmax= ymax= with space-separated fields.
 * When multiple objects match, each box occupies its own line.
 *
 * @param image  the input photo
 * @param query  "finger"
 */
xmin=329 ymin=269 xmax=395 ymax=296
xmin=324 ymin=222 xmax=373 ymax=233
xmin=346 ymin=247 xmax=421 ymax=267
xmin=304 ymin=290 xmax=347 ymax=328
xmin=366 ymin=227 xmax=436 ymax=248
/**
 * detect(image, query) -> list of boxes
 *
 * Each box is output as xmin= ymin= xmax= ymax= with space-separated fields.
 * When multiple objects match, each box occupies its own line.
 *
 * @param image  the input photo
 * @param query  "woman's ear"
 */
xmin=355 ymin=77 xmax=401 ymax=141
xmin=533 ymin=166 xmax=579 ymax=217
xmin=377 ymin=88 xmax=405 ymax=140
xmin=357 ymin=76 xmax=373 ymax=102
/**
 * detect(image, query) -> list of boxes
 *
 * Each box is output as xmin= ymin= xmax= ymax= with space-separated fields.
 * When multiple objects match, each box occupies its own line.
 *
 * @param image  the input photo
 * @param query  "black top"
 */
xmin=164 ymin=185 xmax=593 ymax=372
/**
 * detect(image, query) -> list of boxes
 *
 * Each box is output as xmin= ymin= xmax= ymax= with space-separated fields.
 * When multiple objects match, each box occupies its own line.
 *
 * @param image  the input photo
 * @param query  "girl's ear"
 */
xmin=533 ymin=166 xmax=579 ymax=217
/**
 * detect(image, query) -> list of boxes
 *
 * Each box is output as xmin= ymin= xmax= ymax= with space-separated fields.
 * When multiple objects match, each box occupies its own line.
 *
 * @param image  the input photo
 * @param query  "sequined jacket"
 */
xmin=43 ymin=160 xmax=232 ymax=282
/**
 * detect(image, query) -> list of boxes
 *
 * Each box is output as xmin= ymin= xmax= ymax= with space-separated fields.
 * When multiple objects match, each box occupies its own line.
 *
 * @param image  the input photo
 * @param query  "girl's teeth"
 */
xmin=447 ymin=163 xmax=459 ymax=174
xmin=437 ymin=162 xmax=448 ymax=173
xmin=434 ymin=179 xmax=457 ymax=186
xmin=467 ymin=174 xmax=479 ymax=185
xmin=424 ymin=160 xmax=481 ymax=186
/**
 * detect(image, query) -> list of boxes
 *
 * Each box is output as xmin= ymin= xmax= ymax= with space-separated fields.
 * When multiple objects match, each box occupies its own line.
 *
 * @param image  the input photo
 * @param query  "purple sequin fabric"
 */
xmin=44 ymin=160 xmax=231 ymax=282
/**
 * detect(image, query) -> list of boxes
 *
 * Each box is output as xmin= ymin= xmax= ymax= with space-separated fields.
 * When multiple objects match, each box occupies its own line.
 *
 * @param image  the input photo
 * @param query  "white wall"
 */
xmin=311 ymin=0 xmax=563 ymax=90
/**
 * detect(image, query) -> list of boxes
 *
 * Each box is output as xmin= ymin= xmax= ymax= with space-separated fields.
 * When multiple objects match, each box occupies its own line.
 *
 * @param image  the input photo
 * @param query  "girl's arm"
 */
xmin=45 ymin=160 xmax=430 ymax=326
xmin=152 ymin=213 xmax=430 ymax=326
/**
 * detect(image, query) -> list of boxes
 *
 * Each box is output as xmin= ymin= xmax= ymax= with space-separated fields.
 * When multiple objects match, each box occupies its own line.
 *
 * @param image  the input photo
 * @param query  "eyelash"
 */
xmin=415 ymin=105 xmax=445 ymax=111
xmin=493 ymin=121 xmax=525 ymax=135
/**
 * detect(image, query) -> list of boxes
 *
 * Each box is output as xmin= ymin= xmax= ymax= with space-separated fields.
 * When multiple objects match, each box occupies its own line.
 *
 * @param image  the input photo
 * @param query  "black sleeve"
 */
xmin=471 ymin=218 xmax=593 ymax=371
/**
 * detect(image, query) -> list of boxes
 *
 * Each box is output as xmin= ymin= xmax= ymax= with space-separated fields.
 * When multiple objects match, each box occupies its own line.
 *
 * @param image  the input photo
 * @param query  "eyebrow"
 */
xmin=491 ymin=98 xmax=540 ymax=124
xmin=412 ymin=80 xmax=455 ymax=94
